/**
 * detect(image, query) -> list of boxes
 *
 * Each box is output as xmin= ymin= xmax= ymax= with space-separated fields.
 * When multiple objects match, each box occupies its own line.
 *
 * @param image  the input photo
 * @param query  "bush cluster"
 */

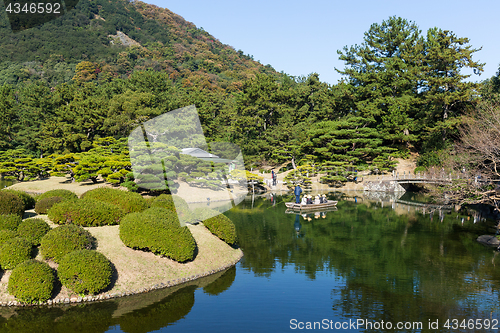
xmin=81 ymin=187 xmax=148 ymax=213
xmin=193 ymin=207 xmax=220 ymax=222
xmin=0 ymin=214 xmax=22 ymax=231
xmin=8 ymin=260 xmax=55 ymax=304
xmin=48 ymin=199 xmax=125 ymax=226
xmin=150 ymin=194 xmax=195 ymax=223
xmin=37 ymin=189 xmax=78 ymax=201
xmin=2 ymin=190 xmax=36 ymax=210
xmin=58 ymin=250 xmax=112 ymax=295
xmin=16 ymin=218 xmax=51 ymax=246
xmin=40 ymin=225 xmax=94 ymax=263
xmin=203 ymin=214 xmax=237 ymax=245
xmin=120 ymin=207 xmax=196 ymax=262
xmin=35 ymin=196 xmax=65 ymax=214
xmin=0 ymin=237 xmax=32 ymax=270
xmin=0 ymin=191 xmax=25 ymax=217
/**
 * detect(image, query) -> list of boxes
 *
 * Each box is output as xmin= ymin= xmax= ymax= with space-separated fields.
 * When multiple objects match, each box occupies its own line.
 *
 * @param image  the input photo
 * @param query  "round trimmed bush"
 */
xmin=0 ymin=191 xmax=25 ymax=217
xmin=120 ymin=207 xmax=196 ymax=262
xmin=0 ymin=237 xmax=32 ymax=270
xmin=35 ymin=196 xmax=65 ymax=214
xmin=2 ymin=190 xmax=36 ymax=210
xmin=40 ymin=225 xmax=94 ymax=263
xmin=150 ymin=194 xmax=195 ymax=223
xmin=48 ymin=199 xmax=125 ymax=226
xmin=8 ymin=259 xmax=54 ymax=304
xmin=37 ymin=189 xmax=78 ymax=202
xmin=0 ymin=214 xmax=22 ymax=231
xmin=16 ymin=218 xmax=51 ymax=246
xmin=203 ymin=214 xmax=237 ymax=245
xmin=81 ymin=187 xmax=148 ymax=213
xmin=58 ymin=250 xmax=112 ymax=295
xmin=0 ymin=229 xmax=17 ymax=246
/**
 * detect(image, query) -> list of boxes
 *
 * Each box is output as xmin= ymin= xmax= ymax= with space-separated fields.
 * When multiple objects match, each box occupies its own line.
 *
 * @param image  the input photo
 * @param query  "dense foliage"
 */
xmin=8 ymin=260 xmax=55 ymax=304
xmin=48 ymin=199 xmax=125 ymax=226
xmin=35 ymin=196 xmax=65 ymax=214
xmin=150 ymin=194 xmax=195 ymax=223
xmin=40 ymin=224 xmax=94 ymax=263
xmin=58 ymin=250 xmax=113 ymax=295
xmin=1 ymin=190 xmax=36 ymax=210
xmin=0 ymin=214 xmax=22 ymax=231
xmin=0 ymin=237 xmax=32 ymax=270
xmin=37 ymin=189 xmax=78 ymax=201
xmin=119 ymin=207 xmax=196 ymax=262
xmin=0 ymin=229 xmax=16 ymax=245
xmin=202 ymin=213 xmax=237 ymax=245
xmin=81 ymin=187 xmax=148 ymax=213
xmin=0 ymin=192 xmax=25 ymax=217
xmin=16 ymin=218 xmax=51 ymax=246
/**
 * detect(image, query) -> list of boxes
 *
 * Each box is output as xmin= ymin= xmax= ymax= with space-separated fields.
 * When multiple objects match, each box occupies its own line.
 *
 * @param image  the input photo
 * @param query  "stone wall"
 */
xmin=363 ymin=180 xmax=406 ymax=192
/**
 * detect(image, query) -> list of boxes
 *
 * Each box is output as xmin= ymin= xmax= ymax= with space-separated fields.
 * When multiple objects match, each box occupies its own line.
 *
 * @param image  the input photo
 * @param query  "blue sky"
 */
xmin=147 ymin=0 xmax=499 ymax=86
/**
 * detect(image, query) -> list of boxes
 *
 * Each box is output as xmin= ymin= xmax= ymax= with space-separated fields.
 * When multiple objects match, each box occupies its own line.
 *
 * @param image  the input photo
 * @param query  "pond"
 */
xmin=1 ymin=191 xmax=500 ymax=332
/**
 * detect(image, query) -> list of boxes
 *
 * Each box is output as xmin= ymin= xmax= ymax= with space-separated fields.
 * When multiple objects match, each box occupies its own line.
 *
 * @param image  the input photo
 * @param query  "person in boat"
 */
xmin=314 ymin=195 xmax=320 ymax=204
xmin=307 ymin=195 xmax=313 ymax=204
xmin=322 ymin=194 xmax=327 ymax=203
xmin=294 ymin=184 xmax=302 ymax=204
xmin=301 ymin=196 xmax=307 ymax=205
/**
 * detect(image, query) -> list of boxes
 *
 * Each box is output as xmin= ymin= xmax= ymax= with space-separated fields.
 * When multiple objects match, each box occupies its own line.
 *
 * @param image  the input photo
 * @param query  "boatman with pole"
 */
xmin=294 ymin=184 xmax=302 ymax=204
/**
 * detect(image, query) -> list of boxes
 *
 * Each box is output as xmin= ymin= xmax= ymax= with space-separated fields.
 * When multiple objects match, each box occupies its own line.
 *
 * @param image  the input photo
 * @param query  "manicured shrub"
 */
xmin=48 ymin=199 xmax=125 ymax=226
xmin=2 ymin=190 xmax=36 ymax=210
xmin=150 ymin=194 xmax=195 ymax=224
xmin=203 ymin=214 xmax=237 ymax=245
xmin=81 ymin=187 xmax=148 ymax=213
xmin=40 ymin=225 xmax=94 ymax=263
xmin=37 ymin=189 xmax=78 ymax=202
xmin=120 ymin=207 xmax=196 ymax=262
xmin=8 ymin=259 xmax=55 ymax=304
xmin=0 ymin=229 xmax=17 ymax=245
xmin=35 ymin=196 xmax=65 ymax=214
xmin=0 ymin=214 xmax=22 ymax=231
xmin=16 ymin=218 xmax=51 ymax=246
xmin=0 ymin=191 xmax=25 ymax=217
xmin=193 ymin=207 xmax=220 ymax=222
xmin=58 ymin=250 xmax=112 ymax=295
xmin=0 ymin=237 xmax=32 ymax=270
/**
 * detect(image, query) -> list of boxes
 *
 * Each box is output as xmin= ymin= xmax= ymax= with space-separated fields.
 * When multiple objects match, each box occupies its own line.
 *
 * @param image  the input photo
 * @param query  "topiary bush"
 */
xmin=16 ymin=218 xmax=51 ymax=246
xmin=120 ymin=207 xmax=196 ymax=262
xmin=35 ymin=196 xmax=65 ymax=214
xmin=0 ymin=237 xmax=33 ymax=270
xmin=48 ymin=199 xmax=125 ymax=227
xmin=81 ymin=187 xmax=148 ymax=213
xmin=2 ymin=190 xmax=36 ymax=210
xmin=203 ymin=214 xmax=237 ymax=245
xmin=8 ymin=259 xmax=55 ymax=304
xmin=40 ymin=225 xmax=95 ymax=263
xmin=37 ymin=189 xmax=78 ymax=202
xmin=0 ymin=229 xmax=17 ymax=246
xmin=150 ymin=194 xmax=195 ymax=224
xmin=0 ymin=191 xmax=25 ymax=217
xmin=0 ymin=214 xmax=22 ymax=231
xmin=58 ymin=250 xmax=113 ymax=295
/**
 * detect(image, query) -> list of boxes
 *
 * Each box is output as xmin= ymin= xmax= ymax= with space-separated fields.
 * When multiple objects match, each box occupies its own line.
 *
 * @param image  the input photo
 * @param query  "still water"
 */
xmin=1 ymin=191 xmax=500 ymax=332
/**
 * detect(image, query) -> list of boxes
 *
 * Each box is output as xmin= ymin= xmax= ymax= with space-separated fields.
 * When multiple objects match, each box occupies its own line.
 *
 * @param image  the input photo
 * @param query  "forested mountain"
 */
xmin=0 ymin=5 xmax=498 ymax=189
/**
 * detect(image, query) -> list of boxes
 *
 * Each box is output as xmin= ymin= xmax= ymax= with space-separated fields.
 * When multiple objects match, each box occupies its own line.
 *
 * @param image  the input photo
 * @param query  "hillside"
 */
xmin=0 ymin=0 xmax=277 ymax=88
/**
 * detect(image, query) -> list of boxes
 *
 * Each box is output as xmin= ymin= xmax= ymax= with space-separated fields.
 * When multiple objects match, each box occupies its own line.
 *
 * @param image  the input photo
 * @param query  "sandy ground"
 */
xmin=7 ymin=176 xmax=116 ymax=196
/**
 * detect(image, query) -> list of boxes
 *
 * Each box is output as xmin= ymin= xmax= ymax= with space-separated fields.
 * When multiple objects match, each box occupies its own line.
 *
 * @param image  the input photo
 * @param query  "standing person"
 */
xmin=294 ymin=184 xmax=302 ymax=204
xmin=271 ymin=170 xmax=275 ymax=186
xmin=273 ymin=171 xmax=277 ymax=186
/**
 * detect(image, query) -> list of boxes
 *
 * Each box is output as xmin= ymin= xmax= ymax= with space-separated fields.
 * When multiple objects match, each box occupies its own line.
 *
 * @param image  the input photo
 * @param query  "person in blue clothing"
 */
xmin=294 ymin=184 xmax=302 ymax=203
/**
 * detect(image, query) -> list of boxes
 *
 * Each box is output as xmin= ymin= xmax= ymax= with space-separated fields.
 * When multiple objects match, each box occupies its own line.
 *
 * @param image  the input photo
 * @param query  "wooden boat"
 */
xmin=285 ymin=200 xmax=338 ymax=211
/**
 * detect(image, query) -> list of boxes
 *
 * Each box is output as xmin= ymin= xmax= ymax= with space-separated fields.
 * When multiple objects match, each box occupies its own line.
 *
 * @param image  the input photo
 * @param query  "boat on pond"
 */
xmin=285 ymin=200 xmax=338 ymax=211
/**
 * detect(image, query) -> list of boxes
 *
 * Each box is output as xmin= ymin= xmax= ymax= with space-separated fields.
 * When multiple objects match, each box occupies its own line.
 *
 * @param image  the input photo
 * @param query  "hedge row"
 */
xmin=35 ymin=196 xmax=65 ymax=214
xmin=81 ymin=188 xmax=148 ymax=213
xmin=48 ymin=199 xmax=125 ymax=227
xmin=120 ymin=207 xmax=196 ymax=262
